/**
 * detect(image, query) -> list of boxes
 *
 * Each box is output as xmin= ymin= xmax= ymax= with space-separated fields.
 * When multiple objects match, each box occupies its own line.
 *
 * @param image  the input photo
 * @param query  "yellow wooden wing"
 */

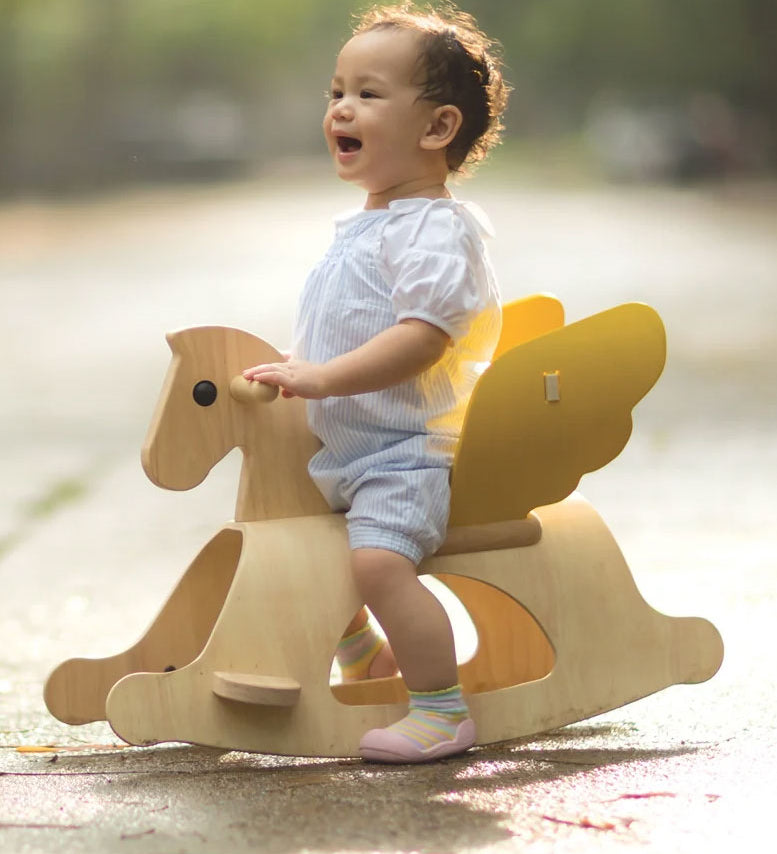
xmin=449 ymin=303 xmax=666 ymax=526
xmin=494 ymin=293 xmax=565 ymax=359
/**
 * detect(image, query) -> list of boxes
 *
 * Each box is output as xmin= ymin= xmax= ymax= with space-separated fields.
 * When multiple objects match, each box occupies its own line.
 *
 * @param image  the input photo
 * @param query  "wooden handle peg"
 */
xmin=229 ymin=375 xmax=279 ymax=404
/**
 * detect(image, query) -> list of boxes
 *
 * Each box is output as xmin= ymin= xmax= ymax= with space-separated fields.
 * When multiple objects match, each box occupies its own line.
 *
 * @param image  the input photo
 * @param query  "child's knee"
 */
xmin=351 ymin=548 xmax=415 ymax=602
xmin=348 ymin=522 xmax=427 ymax=565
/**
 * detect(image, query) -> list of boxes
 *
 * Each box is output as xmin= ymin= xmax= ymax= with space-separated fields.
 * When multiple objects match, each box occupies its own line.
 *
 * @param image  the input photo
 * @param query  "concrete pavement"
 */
xmin=1 ymin=173 xmax=776 ymax=852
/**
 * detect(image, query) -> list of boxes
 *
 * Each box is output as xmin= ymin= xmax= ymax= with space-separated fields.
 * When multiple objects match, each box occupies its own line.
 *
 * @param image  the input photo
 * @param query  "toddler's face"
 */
xmin=323 ymin=27 xmax=441 ymax=199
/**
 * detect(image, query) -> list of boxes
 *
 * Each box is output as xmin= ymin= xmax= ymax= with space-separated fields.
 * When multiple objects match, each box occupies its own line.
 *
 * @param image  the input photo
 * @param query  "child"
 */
xmin=243 ymin=2 xmax=509 ymax=762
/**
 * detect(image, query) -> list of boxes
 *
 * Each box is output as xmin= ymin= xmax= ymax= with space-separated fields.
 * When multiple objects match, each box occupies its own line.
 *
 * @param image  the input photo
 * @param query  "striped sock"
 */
xmin=336 ymin=622 xmax=387 ymax=682
xmin=387 ymin=685 xmax=470 ymax=750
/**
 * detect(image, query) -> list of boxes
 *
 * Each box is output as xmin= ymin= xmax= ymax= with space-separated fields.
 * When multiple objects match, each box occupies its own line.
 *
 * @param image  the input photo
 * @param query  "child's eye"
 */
xmin=329 ymin=89 xmax=343 ymax=100
xmin=360 ymin=90 xmax=378 ymax=99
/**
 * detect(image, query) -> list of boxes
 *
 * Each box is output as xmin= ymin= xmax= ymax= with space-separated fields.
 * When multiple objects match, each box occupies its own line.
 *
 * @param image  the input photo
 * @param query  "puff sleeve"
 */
xmin=378 ymin=200 xmax=496 ymax=342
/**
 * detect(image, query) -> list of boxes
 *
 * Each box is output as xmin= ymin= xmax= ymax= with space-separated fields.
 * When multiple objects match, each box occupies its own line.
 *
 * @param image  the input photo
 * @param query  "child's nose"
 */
xmin=332 ymin=98 xmax=354 ymax=121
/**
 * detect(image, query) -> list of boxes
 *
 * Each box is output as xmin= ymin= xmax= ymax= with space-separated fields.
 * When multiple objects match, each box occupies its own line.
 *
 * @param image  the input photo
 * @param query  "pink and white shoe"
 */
xmin=359 ymin=718 xmax=476 ymax=764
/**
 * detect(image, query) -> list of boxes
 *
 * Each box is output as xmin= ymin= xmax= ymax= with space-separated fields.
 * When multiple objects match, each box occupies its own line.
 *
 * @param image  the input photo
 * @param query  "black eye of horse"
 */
xmin=192 ymin=380 xmax=218 ymax=407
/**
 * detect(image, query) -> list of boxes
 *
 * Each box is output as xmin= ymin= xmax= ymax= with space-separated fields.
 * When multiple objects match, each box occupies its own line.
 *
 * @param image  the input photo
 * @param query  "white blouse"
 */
xmin=294 ymin=197 xmax=502 ymax=469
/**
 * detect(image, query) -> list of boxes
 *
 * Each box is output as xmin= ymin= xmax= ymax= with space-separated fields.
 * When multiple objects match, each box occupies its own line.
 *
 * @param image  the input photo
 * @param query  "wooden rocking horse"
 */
xmin=44 ymin=295 xmax=723 ymax=756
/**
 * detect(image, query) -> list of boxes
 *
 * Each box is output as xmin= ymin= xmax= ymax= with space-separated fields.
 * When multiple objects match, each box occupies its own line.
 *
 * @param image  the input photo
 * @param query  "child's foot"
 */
xmin=359 ymin=685 xmax=476 ymax=763
xmin=336 ymin=621 xmax=399 ymax=682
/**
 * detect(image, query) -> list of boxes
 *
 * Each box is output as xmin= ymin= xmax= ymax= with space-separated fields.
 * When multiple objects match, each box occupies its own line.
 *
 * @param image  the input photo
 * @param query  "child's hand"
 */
xmin=242 ymin=359 xmax=329 ymax=400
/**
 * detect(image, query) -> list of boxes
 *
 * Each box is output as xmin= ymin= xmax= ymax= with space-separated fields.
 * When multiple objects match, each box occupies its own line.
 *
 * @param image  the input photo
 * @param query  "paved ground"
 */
xmin=1 ymin=170 xmax=776 ymax=852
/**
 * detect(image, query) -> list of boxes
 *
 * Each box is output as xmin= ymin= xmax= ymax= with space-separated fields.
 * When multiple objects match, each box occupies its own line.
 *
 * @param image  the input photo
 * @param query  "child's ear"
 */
xmin=421 ymin=105 xmax=463 ymax=151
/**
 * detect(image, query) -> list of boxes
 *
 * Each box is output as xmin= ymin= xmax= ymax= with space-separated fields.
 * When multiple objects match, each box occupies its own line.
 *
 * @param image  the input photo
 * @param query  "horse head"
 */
xmin=141 ymin=326 xmax=328 ymax=521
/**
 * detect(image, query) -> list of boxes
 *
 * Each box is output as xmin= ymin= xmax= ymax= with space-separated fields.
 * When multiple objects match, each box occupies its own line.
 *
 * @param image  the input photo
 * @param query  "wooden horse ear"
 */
xmin=229 ymin=375 xmax=279 ymax=404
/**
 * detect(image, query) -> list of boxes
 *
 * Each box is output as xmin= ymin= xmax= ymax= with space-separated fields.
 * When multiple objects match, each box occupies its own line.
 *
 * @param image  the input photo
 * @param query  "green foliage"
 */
xmin=1 ymin=0 xmax=774 ymax=193
xmin=489 ymin=0 xmax=774 ymax=117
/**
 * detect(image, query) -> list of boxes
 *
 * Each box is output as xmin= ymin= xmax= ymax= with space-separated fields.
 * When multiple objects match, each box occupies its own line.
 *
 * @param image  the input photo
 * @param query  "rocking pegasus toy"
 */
xmin=44 ymin=294 xmax=723 ymax=756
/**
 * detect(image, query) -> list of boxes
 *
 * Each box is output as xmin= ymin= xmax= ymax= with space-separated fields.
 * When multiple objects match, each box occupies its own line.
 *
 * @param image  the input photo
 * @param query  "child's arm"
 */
xmin=242 ymin=319 xmax=449 ymax=399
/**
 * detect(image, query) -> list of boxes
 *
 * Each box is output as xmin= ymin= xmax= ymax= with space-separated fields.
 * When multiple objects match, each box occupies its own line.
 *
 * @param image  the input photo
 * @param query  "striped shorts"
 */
xmin=309 ymin=440 xmax=451 ymax=566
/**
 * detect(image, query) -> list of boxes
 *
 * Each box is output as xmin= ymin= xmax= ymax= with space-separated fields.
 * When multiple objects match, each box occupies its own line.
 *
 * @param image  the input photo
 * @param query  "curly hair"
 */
xmin=353 ymin=2 xmax=510 ymax=173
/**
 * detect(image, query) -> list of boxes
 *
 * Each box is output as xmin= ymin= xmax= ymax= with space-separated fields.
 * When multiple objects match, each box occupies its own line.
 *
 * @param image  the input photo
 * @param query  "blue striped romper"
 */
xmin=293 ymin=198 xmax=501 ymax=565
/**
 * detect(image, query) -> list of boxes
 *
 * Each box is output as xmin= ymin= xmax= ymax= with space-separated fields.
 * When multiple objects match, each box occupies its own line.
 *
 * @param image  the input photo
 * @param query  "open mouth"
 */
xmin=336 ymin=136 xmax=362 ymax=153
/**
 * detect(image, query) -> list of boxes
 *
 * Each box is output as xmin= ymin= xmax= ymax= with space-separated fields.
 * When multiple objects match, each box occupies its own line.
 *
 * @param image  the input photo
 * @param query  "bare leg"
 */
xmin=352 ymin=548 xmax=473 ymax=761
xmin=351 ymin=548 xmax=458 ymax=692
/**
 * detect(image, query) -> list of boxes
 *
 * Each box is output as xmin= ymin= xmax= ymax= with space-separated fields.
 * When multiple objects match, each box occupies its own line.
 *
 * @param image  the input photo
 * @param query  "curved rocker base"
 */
xmin=45 ymin=494 xmax=723 ymax=757
xmin=44 ymin=530 xmax=242 ymax=726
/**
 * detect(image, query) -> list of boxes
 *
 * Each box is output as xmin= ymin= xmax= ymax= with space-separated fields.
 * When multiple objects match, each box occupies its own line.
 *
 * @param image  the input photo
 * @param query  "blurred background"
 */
xmin=1 ymin=0 xmax=775 ymax=612
xmin=1 ymin=0 xmax=775 ymax=195
xmin=1 ymin=0 xmax=775 ymax=549
xmin=1 ymin=0 xmax=775 ymax=558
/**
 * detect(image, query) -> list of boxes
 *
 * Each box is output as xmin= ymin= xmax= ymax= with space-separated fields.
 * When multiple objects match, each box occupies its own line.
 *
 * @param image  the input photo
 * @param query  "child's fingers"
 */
xmin=249 ymin=369 xmax=285 ymax=387
xmin=242 ymin=363 xmax=282 ymax=380
xmin=241 ymin=359 xmax=312 ymax=399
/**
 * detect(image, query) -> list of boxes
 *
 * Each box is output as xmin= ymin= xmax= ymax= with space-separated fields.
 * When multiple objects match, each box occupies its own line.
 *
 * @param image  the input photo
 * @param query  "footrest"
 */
xmin=212 ymin=672 xmax=301 ymax=706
